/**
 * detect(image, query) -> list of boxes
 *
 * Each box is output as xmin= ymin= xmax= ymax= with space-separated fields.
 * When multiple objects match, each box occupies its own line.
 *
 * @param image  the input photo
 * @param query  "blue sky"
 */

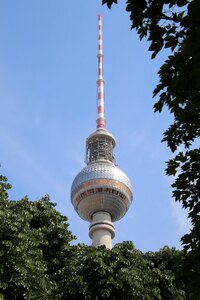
xmin=0 ymin=1 xmax=190 ymax=252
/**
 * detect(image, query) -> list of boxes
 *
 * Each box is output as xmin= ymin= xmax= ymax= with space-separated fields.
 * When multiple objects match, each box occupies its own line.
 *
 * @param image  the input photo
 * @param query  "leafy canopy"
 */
xmin=0 ymin=175 xmax=187 ymax=299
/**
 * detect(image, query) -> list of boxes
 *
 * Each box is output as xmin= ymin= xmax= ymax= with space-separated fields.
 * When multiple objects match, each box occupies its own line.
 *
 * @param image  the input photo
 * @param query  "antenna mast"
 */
xmin=96 ymin=14 xmax=105 ymax=129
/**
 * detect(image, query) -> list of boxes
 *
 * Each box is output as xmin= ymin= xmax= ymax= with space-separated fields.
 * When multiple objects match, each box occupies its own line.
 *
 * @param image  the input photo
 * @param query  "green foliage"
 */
xmin=102 ymin=0 xmax=117 ymax=9
xmin=145 ymin=246 xmax=186 ymax=300
xmin=102 ymin=0 xmax=200 ymax=297
xmin=0 ymin=176 xmax=188 ymax=299
xmin=59 ymin=242 xmax=186 ymax=300
xmin=0 ymin=175 xmax=75 ymax=299
xmin=167 ymin=149 xmax=200 ymax=299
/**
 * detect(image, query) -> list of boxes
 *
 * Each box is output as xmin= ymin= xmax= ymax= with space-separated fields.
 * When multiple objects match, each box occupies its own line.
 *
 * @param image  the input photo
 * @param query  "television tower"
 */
xmin=71 ymin=15 xmax=133 ymax=249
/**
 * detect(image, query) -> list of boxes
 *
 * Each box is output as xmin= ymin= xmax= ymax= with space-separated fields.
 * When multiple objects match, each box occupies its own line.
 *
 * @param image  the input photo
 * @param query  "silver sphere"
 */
xmin=71 ymin=161 xmax=132 ymax=222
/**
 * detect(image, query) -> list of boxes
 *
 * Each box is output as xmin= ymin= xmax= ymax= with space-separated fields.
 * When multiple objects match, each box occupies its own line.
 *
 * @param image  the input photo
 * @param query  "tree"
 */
xmin=59 ymin=242 xmax=187 ymax=300
xmin=0 ymin=175 xmax=75 ymax=299
xmin=145 ymin=246 xmax=186 ymax=300
xmin=0 ymin=175 xmax=187 ymax=299
xmin=102 ymin=0 xmax=200 ymax=297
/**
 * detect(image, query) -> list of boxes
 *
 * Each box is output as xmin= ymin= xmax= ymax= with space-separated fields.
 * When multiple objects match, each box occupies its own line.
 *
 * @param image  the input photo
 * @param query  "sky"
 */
xmin=0 ymin=0 xmax=191 ymax=252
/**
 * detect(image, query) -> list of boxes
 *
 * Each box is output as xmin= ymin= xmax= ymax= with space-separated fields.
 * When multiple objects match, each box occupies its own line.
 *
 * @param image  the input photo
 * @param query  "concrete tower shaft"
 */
xmin=71 ymin=15 xmax=133 ymax=249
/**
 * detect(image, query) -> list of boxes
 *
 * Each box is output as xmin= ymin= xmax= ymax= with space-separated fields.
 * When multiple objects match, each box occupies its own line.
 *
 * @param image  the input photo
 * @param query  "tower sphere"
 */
xmin=71 ymin=142 xmax=132 ymax=222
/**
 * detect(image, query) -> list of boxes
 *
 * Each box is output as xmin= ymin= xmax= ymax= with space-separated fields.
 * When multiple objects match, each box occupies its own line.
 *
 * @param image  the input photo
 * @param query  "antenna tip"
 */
xmin=98 ymin=14 xmax=102 ymax=20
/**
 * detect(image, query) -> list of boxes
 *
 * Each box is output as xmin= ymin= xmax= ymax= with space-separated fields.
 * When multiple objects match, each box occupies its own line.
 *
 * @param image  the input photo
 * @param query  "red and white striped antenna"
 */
xmin=96 ymin=14 xmax=105 ymax=129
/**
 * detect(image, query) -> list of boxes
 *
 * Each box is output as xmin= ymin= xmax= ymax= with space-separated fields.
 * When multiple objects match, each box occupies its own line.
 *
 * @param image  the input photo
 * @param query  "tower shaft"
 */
xmin=89 ymin=212 xmax=115 ymax=249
